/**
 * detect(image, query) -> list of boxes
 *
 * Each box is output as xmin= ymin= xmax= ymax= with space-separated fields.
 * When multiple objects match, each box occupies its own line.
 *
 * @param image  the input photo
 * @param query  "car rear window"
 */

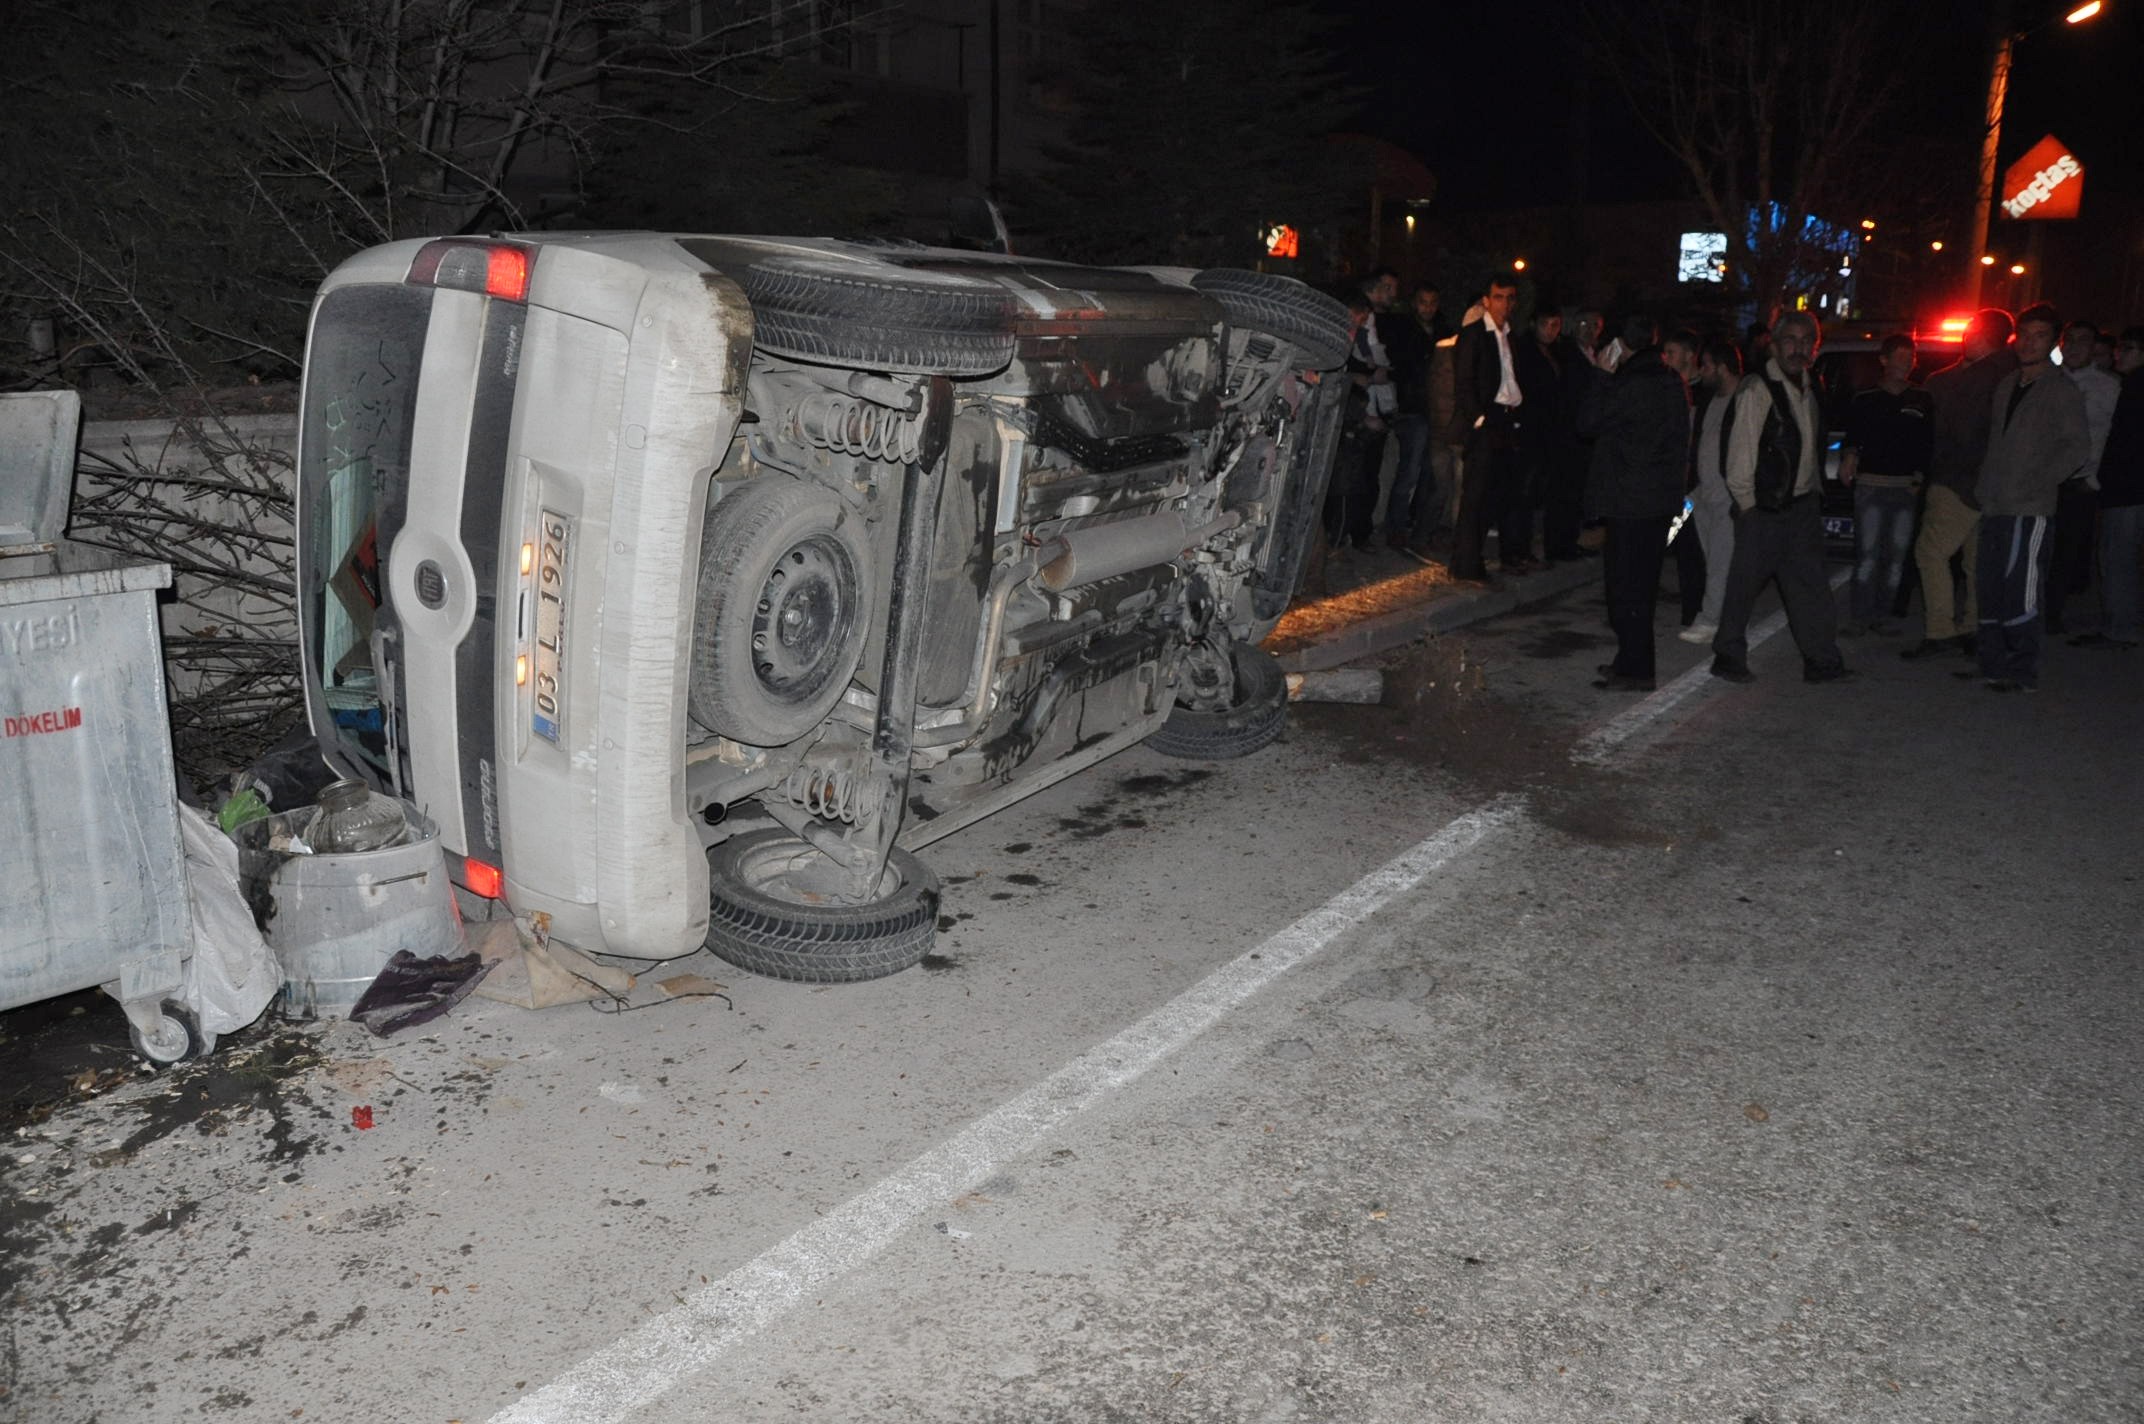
xmin=300 ymin=284 xmax=429 ymax=778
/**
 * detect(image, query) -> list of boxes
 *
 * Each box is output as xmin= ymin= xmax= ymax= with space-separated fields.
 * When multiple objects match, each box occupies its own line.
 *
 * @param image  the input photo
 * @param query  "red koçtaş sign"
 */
xmin=2003 ymin=134 xmax=2084 ymax=221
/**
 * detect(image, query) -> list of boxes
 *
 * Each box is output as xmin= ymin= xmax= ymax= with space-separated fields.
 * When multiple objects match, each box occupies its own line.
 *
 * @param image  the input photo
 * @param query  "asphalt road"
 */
xmin=4 ymin=575 xmax=2140 ymax=1424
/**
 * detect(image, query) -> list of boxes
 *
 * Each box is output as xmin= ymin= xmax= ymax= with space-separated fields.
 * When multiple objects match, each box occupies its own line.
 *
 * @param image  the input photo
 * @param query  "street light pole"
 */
xmin=1965 ymin=0 xmax=2107 ymax=307
xmin=1967 ymin=1 xmax=2015 ymax=308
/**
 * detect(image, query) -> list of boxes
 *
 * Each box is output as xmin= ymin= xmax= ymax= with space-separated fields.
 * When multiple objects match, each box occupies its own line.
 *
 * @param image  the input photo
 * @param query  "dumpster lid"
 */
xmin=0 ymin=540 xmax=171 ymax=606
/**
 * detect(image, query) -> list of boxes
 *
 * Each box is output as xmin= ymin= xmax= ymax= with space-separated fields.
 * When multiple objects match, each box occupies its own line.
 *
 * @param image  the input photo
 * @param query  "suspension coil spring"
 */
xmin=780 ymin=763 xmax=868 ymax=823
xmin=793 ymin=393 xmax=924 ymax=464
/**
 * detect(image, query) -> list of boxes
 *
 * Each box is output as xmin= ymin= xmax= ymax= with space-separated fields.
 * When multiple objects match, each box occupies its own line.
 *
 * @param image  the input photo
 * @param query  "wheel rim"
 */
xmin=733 ymin=836 xmax=899 ymax=907
xmin=1178 ymin=640 xmax=1236 ymax=713
xmin=136 ymin=1013 xmax=189 ymax=1062
xmin=750 ymin=535 xmax=859 ymax=706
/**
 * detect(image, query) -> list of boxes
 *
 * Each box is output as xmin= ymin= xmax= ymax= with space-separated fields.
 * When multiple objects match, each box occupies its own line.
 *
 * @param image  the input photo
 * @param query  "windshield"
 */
xmin=300 ymin=284 xmax=428 ymax=780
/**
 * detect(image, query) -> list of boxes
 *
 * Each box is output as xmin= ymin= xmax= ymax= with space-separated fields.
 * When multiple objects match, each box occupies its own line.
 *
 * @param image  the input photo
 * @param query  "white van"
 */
xmin=296 ymin=235 xmax=1348 ymax=980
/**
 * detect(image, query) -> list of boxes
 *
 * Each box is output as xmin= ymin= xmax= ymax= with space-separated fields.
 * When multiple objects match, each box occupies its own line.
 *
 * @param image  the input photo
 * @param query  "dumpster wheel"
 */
xmin=127 ymin=999 xmax=215 ymax=1066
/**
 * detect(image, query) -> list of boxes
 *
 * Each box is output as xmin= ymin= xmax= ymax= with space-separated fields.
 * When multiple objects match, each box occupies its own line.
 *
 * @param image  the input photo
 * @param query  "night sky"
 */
xmin=1337 ymin=0 xmax=2144 ymax=315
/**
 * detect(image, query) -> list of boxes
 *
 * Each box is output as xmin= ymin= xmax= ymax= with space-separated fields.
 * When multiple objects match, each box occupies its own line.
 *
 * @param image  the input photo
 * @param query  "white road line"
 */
xmin=488 ymin=798 xmax=1525 ymax=1424
xmin=1570 ymin=567 xmax=1852 ymax=766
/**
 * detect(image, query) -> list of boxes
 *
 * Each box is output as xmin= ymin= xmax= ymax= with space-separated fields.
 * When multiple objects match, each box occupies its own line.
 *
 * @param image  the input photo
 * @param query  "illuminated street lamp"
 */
xmin=1968 ymin=0 xmax=2107 ymax=304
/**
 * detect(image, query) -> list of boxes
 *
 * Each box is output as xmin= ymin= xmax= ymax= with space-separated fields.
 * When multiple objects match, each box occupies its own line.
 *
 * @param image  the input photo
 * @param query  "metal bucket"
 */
xmin=235 ymin=803 xmax=466 ymax=1019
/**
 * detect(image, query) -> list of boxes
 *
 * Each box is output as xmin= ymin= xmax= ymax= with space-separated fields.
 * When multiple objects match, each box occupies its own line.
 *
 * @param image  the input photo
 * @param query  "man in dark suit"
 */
xmin=1444 ymin=276 xmax=1529 ymax=581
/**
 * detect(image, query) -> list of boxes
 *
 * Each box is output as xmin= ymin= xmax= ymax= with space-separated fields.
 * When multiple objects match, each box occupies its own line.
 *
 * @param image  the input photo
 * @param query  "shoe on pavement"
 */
xmin=1984 ymin=678 xmax=2021 ymax=693
xmin=1900 ymin=637 xmax=1962 ymax=661
xmin=1710 ymin=658 xmax=1756 ymax=684
xmin=1593 ymin=673 xmax=1656 ymax=692
xmin=1678 ymin=624 xmax=1717 ymax=644
xmin=1803 ymin=663 xmax=1858 ymax=684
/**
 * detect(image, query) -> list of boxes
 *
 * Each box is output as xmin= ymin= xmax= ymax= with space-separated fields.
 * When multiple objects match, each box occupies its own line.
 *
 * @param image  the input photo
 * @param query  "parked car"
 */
xmin=294 ymin=235 xmax=1349 ymax=981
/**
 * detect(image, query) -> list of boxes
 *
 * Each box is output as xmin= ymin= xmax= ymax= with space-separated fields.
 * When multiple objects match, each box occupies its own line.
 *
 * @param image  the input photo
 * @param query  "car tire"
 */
xmin=1190 ymin=268 xmax=1353 ymax=370
xmin=705 ymin=829 xmax=941 ymax=983
xmin=689 ymin=477 xmax=874 ymax=746
xmin=1147 ymin=644 xmax=1289 ymax=761
xmin=742 ymin=263 xmax=1019 ymax=377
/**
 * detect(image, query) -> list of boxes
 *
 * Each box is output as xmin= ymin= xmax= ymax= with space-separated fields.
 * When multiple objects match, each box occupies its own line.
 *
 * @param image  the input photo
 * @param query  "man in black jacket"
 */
xmin=2076 ymin=326 xmax=2144 ymax=648
xmin=1579 ymin=316 xmax=1691 ymax=691
xmin=1380 ymin=281 xmax=1441 ymax=549
xmin=1444 ymin=275 xmax=1529 ymax=581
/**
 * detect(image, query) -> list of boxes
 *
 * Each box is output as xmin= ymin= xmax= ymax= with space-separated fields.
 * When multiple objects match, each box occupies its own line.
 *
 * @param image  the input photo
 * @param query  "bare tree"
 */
xmin=1582 ymin=0 xmax=1940 ymax=320
xmin=0 ymin=0 xmax=894 ymax=786
xmin=253 ymin=0 xmax=901 ymax=249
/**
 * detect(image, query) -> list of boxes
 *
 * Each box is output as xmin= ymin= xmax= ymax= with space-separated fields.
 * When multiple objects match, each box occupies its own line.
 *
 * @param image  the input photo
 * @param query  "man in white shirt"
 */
xmin=1709 ymin=311 xmax=1852 ymax=684
xmin=2045 ymin=319 xmax=2123 ymax=633
xmin=1679 ymin=336 xmax=1744 ymax=643
xmin=1442 ymin=276 xmax=1531 ymax=581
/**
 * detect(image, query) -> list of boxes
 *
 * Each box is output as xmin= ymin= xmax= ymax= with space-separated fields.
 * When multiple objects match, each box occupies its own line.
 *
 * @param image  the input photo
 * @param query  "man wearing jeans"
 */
xmin=1839 ymin=334 xmax=1933 ymax=635
xmin=2074 ymin=326 xmax=2144 ymax=649
xmin=1710 ymin=311 xmax=1852 ymax=684
xmin=1973 ymin=304 xmax=2091 ymax=692
xmin=1381 ymin=282 xmax=1441 ymax=550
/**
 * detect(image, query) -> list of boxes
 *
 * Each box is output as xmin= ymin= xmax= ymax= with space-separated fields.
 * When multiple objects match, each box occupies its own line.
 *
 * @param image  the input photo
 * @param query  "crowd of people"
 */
xmin=1321 ymin=266 xmax=2144 ymax=695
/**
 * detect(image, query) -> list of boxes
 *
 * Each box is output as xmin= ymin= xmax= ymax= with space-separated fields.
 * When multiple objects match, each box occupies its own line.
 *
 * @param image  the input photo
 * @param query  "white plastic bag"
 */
xmin=178 ymin=802 xmax=282 ymax=1037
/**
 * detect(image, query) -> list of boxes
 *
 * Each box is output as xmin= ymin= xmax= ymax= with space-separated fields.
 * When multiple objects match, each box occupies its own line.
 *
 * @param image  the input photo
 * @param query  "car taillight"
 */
xmin=463 ymin=856 xmax=505 ymax=899
xmin=407 ymin=239 xmax=532 ymax=302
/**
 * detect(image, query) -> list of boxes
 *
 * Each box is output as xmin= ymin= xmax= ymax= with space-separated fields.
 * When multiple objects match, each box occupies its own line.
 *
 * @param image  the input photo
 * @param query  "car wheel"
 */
xmin=742 ymin=262 xmax=1019 ymax=377
xmin=1190 ymin=268 xmax=1353 ymax=370
xmin=1147 ymin=644 xmax=1288 ymax=761
xmin=705 ymin=829 xmax=941 ymax=983
xmin=689 ymin=477 xmax=875 ymax=746
xmin=128 ymin=999 xmax=215 ymax=1066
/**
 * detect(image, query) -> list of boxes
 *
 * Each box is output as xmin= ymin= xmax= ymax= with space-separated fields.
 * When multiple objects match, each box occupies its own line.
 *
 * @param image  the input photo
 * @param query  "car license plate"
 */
xmin=532 ymin=508 xmax=570 ymax=743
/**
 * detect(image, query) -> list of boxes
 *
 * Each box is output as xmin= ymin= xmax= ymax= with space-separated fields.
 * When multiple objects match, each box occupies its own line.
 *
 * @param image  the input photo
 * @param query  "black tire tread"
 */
xmin=1147 ymin=645 xmax=1289 ymax=760
xmin=1190 ymin=268 xmax=1352 ymax=370
xmin=706 ymin=832 xmax=941 ymax=984
xmin=742 ymin=265 xmax=1019 ymax=376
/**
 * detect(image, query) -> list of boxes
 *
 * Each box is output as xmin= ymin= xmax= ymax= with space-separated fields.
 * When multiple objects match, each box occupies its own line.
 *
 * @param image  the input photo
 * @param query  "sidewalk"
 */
xmin=1264 ymin=543 xmax=1600 ymax=672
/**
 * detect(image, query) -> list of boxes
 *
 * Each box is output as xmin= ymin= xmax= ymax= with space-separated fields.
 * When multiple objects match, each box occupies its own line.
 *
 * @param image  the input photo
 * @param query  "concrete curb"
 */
xmin=1270 ymin=556 xmax=1600 ymax=672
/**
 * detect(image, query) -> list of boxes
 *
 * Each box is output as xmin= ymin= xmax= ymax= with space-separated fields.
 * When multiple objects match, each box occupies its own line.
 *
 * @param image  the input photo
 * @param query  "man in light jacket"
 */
xmin=1974 ymin=303 xmax=2092 ymax=691
xmin=1710 ymin=311 xmax=1852 ymax=684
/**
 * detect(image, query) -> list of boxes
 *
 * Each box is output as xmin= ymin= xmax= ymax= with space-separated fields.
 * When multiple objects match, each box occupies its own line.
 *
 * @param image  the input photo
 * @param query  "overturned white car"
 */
xmin=296 ymin=235 xmax=1348 ymax=980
